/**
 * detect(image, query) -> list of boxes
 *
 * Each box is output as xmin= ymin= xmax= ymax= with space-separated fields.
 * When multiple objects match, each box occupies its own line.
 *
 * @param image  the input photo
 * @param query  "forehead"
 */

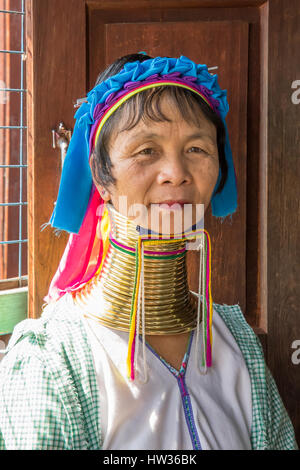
xmin=111 ymin=91 xmax=217 ymax=141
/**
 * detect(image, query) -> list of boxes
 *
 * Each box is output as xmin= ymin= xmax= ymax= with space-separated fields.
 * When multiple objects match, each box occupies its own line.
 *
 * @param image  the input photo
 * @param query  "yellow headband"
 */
xmin=93 ymin=81 xmax=214 ymax=148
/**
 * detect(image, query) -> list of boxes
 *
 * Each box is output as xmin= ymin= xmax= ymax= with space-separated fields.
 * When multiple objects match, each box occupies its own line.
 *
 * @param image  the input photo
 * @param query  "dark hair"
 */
xmin=91 ymin=53 xmax=228 ymax=195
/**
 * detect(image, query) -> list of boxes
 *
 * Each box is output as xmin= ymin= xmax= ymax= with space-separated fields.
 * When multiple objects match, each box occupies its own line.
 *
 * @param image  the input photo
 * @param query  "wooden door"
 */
xmin=26 ymin=0 xmax=300 ymax=444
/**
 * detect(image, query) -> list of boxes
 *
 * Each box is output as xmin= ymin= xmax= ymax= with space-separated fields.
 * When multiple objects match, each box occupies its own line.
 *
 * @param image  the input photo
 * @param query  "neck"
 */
xmin=73 ymin=203 xmax=199 ymax=335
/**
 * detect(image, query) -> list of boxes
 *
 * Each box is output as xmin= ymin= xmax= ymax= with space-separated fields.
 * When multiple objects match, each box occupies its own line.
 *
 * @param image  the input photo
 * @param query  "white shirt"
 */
xmin=81 ymin=306 xmax=252 ymax=450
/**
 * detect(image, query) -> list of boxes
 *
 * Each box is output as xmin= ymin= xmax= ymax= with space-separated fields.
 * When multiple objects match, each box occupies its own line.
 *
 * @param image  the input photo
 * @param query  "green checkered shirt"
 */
xmin=0 ymin=295 xmax=298 ymax=450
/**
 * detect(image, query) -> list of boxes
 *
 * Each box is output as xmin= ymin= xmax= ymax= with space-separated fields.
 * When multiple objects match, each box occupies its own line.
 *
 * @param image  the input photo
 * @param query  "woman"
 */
xmin=0 ymin=53 xmax=297 ymax=450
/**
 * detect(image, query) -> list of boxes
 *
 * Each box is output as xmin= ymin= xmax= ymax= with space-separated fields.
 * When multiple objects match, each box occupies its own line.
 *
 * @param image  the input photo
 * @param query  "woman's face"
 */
xmin=92 ymin=94 xmax=220 ymax=235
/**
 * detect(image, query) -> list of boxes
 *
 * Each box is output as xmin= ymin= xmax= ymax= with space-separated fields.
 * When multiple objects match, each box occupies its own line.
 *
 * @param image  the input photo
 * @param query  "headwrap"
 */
xmin=42 ymin=55 xmax=237 ymax=305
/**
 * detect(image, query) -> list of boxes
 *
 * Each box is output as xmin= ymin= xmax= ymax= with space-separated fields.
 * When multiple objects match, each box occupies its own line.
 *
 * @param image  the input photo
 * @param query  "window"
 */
xmin=0 ymin=0 xmax=27 ymax=339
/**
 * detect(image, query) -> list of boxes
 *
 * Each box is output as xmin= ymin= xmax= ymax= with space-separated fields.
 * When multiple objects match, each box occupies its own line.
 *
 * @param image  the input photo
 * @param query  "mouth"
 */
xmin=154 ymin=200 xmax=192 ymax=210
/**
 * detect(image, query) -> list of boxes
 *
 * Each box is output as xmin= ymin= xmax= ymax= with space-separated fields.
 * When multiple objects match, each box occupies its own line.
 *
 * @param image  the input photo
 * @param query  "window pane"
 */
xmin=0 ymin=0 xmax=27 ymax=282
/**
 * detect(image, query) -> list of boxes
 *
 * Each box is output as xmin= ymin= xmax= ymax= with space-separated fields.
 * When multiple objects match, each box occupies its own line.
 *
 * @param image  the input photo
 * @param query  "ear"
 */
xmin=90 ymin=151 xmax=112 ymax=202
xmin=98 ymin=187 xmax=111 ymax=202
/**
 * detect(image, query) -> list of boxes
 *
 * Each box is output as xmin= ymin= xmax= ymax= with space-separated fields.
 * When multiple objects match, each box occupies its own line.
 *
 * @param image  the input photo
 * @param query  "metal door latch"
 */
xmin=52 ymin=122 xmax=72 ymax=169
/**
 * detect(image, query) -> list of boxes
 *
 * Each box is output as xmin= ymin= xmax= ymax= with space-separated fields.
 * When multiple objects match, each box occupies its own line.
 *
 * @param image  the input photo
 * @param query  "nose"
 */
xmin=157 ymin=153 xmax=192 ymax=186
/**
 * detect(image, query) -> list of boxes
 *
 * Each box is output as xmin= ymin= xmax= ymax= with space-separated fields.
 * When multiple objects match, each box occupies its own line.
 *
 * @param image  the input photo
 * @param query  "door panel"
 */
xmin=91 ymin=19 xmax=249 ymax=315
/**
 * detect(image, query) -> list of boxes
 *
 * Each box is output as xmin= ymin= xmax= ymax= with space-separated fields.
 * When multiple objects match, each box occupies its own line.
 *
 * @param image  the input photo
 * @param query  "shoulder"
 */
xmin=190 ymin=291 xmax=263 ymax=361
xmin=0 ymin=330 xmax=74 ymax=449
xmin=0 ymin=294 xmax=100 ymax=450
xmin=212 ymin=300 xmax=298 ymax=450
xmin=1 ymin=294 xmax=89 ymax=366
xmin=191 ymin=295 xmax=260 ymax=386
xmin=190 ymin=292 xmax=298 ymax=449
xmin=212 ymin=301 xmax=265 ymax=362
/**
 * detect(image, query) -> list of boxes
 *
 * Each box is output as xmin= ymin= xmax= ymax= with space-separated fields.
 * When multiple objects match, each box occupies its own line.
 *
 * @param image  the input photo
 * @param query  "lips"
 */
xmin=156 ymin=200 xmax=191 ymax=210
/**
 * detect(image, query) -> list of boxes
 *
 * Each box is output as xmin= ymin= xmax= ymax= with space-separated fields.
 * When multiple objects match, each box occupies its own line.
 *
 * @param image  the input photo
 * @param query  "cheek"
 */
xmin=196 ymin=159 xmax=219 ymax=185
xmin=193 ymin=160 xmax=219 ymax=203
xmin=209 ymin=161 xmax=220 ymax=187
xmin=110 ymin=161 xmax=154 ymax=204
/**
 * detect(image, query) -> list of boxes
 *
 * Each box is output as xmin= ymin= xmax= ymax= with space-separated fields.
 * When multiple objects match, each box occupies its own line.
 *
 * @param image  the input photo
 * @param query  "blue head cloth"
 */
xmin=45 ymin=56 xmax=237 ymax=235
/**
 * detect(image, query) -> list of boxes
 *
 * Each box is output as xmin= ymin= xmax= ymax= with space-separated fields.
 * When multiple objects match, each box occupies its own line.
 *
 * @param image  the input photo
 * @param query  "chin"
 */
xmin=145 ymin=206 xmax=205 ymax=237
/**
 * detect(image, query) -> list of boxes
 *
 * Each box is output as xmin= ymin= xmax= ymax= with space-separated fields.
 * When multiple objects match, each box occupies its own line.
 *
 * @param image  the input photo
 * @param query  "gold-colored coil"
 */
xmin=74 ymin=204 xmax=200 ymax=335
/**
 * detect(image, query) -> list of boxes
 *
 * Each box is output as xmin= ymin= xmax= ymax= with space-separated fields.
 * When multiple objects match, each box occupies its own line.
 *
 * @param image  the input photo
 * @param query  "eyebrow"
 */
xmin=184 ymin=132 xmax=217 ymax=146
xmin=122 ymin=131 xmax=217 ymax=146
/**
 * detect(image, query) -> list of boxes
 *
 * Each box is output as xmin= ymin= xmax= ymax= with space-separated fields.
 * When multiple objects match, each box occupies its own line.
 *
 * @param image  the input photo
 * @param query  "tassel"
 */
xmin=134 ymin=241 xmax=149 ymax=384
xmin=194 ymin=229 xmax=213 ymax=374
xmin=126 ymin=237 xmax=142 ymax=380
xmin=205 ymin=230 xmax=213 ymax=368
xmin=134 ymin=250 xmax=142 ymax=375
xmin=195 ymin=232 xmax=203 ymax=373
xmin=196 ymin=231 xmax=207 ymax=374
xmin=126 ymin=229 xmax=213 ymax=381
xmin=141 ymin=242 xmax=148 ymax=383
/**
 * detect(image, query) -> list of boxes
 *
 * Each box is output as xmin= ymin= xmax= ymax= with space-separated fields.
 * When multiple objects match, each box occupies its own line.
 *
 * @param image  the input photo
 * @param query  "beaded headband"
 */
xmin=91 ymin=79 xmax=219 ymax=151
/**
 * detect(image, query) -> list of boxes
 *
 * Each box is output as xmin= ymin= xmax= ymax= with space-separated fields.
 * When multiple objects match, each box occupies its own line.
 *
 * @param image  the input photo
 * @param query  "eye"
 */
xmin=138 ymin=147 xmax=155 ymax=155
xmin=188 ymin=146 xmax=208 ymax=154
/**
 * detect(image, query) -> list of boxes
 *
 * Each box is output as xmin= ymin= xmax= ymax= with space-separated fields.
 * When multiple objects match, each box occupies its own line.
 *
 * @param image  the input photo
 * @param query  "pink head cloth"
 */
xmin=44 ymin=185 xmax=104 ymax=304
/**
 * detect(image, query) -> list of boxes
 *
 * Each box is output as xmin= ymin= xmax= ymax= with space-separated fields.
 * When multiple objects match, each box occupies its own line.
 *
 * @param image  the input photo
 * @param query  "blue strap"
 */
xmin=49 ymin=103 xmax=93 ymax=233
xmin=211 ymin=121 xmax=237 ymax=218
